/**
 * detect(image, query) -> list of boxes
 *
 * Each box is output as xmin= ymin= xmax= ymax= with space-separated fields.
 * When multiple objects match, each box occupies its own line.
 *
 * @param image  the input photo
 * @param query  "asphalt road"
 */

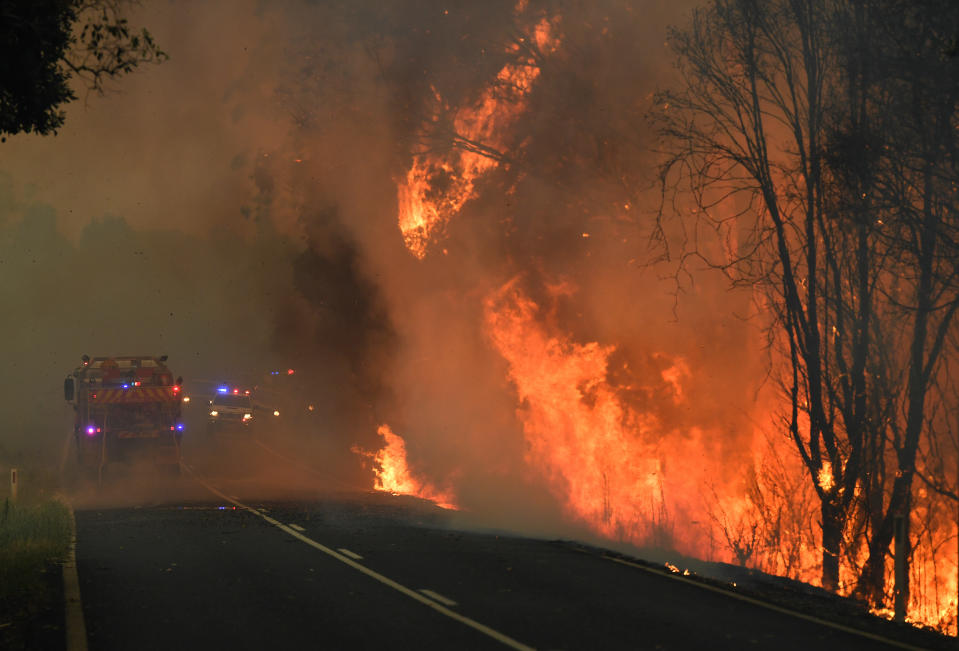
xmin=70 ymin=434 xmax=937 ymax=650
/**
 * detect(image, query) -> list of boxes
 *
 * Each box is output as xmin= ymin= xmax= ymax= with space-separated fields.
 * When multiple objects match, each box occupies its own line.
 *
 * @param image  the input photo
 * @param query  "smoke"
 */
xmin=0 ymin=0 xmax=778 ymax=558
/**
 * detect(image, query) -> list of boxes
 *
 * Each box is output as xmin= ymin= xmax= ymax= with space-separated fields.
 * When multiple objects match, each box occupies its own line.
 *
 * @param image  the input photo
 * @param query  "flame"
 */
xmin=391 ymin=5 xmax=959 ymax=625
xmin=484 ymin=278 xmax=720 ymax=552
xmin=355 ymin=270 xmax=959 ymax=632
xmin=483 ymin=278 xmax=833 ymax=581
xmin=659 ymin=357 xmax=690 ymax=404
xmin=817 ymin=461 xmax=834 ymax=493
xmin=397 ymin=14 xmax=561 ymax=258
xmin=353 ymin=424 xmax=458 ymax=510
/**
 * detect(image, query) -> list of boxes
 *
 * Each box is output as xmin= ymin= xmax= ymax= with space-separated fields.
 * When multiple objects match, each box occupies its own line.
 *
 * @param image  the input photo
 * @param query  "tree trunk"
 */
xmin=894 ymin=510 xmax=910 ymax=621
xmin=854 ymin=477 xmax=915 ymax=606
xmin=856 ymin=516 xmax=891 ymax=606
xmin=821 ymin=498 xmax=842 ymax=591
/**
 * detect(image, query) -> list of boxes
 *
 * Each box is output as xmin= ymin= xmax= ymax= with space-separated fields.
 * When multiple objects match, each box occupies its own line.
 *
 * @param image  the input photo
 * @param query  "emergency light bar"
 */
xmin=217 ymin=386 xmax=251 ymax=395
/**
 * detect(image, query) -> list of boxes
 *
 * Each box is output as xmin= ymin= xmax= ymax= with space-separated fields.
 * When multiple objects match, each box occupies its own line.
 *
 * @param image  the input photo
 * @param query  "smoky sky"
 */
xmin=0 ymin=0 xmax=772 ymax=534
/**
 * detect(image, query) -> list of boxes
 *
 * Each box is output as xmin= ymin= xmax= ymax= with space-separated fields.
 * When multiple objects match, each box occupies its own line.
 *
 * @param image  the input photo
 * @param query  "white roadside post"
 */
xmin=10 ymin=467 xmax=18 ymax=501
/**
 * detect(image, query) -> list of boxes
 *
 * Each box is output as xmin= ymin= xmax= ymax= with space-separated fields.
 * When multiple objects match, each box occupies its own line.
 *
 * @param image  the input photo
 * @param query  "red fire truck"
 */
xmin=64 ymin=355 xmax=184 ymax=481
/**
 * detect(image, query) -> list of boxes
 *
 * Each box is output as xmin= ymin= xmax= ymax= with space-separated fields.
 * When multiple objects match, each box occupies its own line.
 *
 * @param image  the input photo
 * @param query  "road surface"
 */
xmin=69 ymin=431 xmax=945 ymax=650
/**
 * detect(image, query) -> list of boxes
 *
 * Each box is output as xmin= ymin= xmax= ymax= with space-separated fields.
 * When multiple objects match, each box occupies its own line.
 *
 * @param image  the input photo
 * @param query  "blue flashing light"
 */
xmin=122 ymin=383 xmax=130 ymax=389
xmin=217 ymin=386 xmax=229 ymax=394
xmin=176 ymin=423 xmax=185 ymax=431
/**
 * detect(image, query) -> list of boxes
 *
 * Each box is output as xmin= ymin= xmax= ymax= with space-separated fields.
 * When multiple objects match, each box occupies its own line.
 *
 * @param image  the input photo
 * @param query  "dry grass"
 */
xmin=0 ymin=499 xmax=71 ymax=603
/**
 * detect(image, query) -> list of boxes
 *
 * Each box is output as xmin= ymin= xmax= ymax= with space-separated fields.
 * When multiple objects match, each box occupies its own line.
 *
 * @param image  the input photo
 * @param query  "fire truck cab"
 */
xmin=64 ymin=355 xmax=184 ymax=481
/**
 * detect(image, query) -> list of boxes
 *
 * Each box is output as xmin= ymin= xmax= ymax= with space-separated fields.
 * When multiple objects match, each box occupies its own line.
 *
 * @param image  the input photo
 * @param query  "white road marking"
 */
xmin=604 ymin=555 xmax=926 ymax=651
xmin=338 ymin=548 xmax=363 ymax=560
xmin=419 ymin=589 xmax=458 ymax=607
xmin=184 ymin=465 xmax=533 ymax=651
xmin=289 ymin=523 xmax=306 ymax=532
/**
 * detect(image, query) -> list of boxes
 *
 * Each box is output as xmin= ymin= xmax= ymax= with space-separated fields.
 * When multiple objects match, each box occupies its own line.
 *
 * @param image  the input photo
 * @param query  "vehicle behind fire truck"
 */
xmin=64 ymin=355 xmax=184 ymax=480
xmin=207 ymin=385 xmax=256 ymax=434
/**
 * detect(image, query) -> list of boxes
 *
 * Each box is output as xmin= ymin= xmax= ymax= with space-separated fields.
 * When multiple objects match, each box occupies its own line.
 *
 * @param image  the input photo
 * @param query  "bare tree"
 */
xmin=654 ymin=0 xmax=959 ymax=617
xmin=845 ymin=0 xmax=959 ymax=612
xmin=656 ymin=0 xmax=859 ymax=593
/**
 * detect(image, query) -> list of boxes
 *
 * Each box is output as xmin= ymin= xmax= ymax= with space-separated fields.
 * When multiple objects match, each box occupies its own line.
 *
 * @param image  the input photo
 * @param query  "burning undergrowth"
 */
xmin=7 ymin=0 xmax=956 ymax=635
xmin=352 ymin=424 xmax=457 ymax=511
xmin=485 ymin=276 xmax=696 ymax=549
xmin=251 ymin=0 xmax=814 ymax=578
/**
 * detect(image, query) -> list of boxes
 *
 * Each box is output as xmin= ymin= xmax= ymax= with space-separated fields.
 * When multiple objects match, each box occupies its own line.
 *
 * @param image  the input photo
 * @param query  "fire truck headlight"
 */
xmin=243 ymin=413 xmax=253 ymax=421
xmin=182 ymin=396 xmax=191 ymax=403
xmin=273 ymin=410 xmax=280 ymax=417
xmin=209 ymin=410 xmax=218 ymax=417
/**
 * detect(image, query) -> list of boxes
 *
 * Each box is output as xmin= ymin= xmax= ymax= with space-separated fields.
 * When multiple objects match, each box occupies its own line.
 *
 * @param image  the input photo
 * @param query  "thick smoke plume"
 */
xmin=2 ymin=0 xmax=779 ymax=552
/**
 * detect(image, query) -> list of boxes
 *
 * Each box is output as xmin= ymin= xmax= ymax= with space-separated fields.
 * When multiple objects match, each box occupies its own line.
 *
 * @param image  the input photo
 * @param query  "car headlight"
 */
xmin=273 ymin=409 xmax=280 ymax=417
xmin=243 ymin=413 xmax=253 ymax=421
xmin=209 ymin=410 xmax=218 ymax=417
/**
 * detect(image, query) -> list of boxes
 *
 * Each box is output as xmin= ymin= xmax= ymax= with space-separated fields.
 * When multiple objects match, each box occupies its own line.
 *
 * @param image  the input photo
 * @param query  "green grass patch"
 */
xmin=0 ymin=499 xmax=71 ymax=603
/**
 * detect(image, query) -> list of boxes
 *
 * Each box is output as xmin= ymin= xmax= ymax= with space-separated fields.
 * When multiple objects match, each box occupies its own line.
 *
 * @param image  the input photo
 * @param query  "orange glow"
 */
xmin=388 ymin=6 xmax=959 ymax=631
xmin=355 ymin=424 xmax=458 ymax=510
xmin=816 ymin=461 xmax=834 ymax=493
xmin=484 ymin=278 xmax=713 ymax=551
xmin=397 ymin=14 xmax=561 ymax=258
xmin=483 ymin=278 xmax=826 ymax=576
xmin=483 ymin=276 xmax=959 ymax=633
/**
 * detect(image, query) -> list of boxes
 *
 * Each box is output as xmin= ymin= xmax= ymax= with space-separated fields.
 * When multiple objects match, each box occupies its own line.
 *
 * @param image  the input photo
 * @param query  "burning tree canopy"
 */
xmin=6 ymin=0 xmax=959 ymax=637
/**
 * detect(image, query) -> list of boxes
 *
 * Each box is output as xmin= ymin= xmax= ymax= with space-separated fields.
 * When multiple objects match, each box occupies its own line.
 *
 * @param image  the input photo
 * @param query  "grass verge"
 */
xmin=0 ymin=498 xmax=71 ymax=650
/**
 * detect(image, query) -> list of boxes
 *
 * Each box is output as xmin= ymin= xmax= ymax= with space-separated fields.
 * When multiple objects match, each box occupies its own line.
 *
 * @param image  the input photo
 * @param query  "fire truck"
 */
xmin=64 ymin=355 xmax=184 ymax=480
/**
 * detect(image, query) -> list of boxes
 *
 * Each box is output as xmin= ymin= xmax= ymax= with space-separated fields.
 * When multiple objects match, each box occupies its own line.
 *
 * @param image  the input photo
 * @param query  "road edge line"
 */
xmin=183 ymin=464 xmax=534 ymax=651
xmin=62 ymin=501 xmax=88 ymax=651
xmin=603 ymin=555 xmax=926 ymax=651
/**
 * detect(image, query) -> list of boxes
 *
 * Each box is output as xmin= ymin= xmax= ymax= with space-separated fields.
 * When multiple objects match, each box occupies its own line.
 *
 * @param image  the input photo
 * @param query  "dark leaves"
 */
xmin=0 ymin=0 xmax=168 ymax=138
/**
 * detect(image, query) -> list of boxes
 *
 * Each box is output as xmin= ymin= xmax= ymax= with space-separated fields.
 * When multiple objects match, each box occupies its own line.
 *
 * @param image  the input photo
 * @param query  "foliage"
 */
xmin=0 ymin=0 xmax=167 ymax=139
xmin=0 ymin=0 xmax=76 ymax=137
